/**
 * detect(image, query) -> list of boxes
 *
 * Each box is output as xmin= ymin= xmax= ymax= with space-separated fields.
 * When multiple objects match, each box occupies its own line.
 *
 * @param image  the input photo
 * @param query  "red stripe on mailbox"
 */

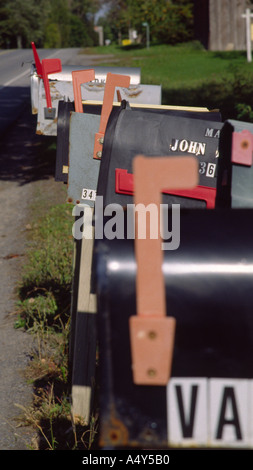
xmin=115 ymin=168 xmax=217 ymax=209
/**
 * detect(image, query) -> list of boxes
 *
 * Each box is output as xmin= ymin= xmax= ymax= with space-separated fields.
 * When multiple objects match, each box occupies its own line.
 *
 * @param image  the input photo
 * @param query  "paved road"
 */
xmin=0 ymin=47 xmax=83 ymax=87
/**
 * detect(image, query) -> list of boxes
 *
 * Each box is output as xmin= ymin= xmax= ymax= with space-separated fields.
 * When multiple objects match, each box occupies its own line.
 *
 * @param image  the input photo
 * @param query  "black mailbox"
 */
xmin=94 ymin=207 xmax=253 ymax=449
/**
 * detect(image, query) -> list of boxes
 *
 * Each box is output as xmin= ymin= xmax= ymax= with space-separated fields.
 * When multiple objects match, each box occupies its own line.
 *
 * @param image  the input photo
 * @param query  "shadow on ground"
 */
xmin=0 ymin=100 xmax=57 ymax=185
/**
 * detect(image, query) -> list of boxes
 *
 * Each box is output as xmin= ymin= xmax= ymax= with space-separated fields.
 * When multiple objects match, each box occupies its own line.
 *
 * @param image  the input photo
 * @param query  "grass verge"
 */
xmin=81 ymin=41 xmax=253 ymax=122
xmin=15 ymin=176 xmax=99 ymax=450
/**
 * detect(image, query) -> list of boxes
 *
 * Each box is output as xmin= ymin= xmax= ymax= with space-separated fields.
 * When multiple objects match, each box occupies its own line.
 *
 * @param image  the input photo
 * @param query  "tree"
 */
xmin=44 ymin=0 xmax=101 ymax=48
xmin=69 ymin=14 xmax=98 ymax=46
xmin=99 ymin=0 xmax=194 ymax=45
xmin=0 ymin=0 xmax=101 ymax=48
xmin=71 ymin=0 xmax=101 ymax=21
xmin=0 ymin=0 xmax=49 ymax=48
xmin=69 ymin=0 xmax=101 ymax=46
xmin=44 ymin=0 xmax=71 ymax=47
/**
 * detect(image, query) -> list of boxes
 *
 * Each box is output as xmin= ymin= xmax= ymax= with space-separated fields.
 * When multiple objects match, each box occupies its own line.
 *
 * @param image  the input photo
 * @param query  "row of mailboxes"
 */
xmin=31 ymin=42 xmax=253 ymax=449
xmin=30 ymin=42 xmax=161 ymax=136
xmin=92 ymin=115 xmax=253 ymax=448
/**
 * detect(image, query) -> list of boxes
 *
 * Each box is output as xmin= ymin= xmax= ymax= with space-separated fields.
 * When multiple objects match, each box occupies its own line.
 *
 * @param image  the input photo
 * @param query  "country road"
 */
xmin=0 ymin=47 xmax=112 ymax=450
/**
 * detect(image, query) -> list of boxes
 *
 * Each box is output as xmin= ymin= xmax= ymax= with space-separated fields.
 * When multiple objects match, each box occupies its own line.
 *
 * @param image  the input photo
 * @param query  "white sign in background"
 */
xmin=167 ymin=378 xmax=251 ymax=448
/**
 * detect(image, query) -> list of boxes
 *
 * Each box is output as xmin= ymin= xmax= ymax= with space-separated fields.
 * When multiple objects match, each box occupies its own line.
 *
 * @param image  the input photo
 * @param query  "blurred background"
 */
xmin=0 ymin=0 xmax=251 ymax=51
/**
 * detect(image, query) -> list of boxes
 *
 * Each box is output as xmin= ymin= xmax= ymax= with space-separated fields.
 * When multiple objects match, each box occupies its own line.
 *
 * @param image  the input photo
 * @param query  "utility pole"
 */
xmin=241 ymin=8 xmax=253 ymax=62
xmin=142 ymin=22 xmax=150 ymax=48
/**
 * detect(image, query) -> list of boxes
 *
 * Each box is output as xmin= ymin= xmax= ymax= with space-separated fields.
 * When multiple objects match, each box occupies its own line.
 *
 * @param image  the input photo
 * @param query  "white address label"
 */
xmin=167 ymin=378 xmax=251 ymax=448
xmin=199 ymin=162 xmax=216 ymax=178
xmin=81 ymin=188 xmax=97 ymax=201
xmin=206 ymin=162 xmax=216 ymax=178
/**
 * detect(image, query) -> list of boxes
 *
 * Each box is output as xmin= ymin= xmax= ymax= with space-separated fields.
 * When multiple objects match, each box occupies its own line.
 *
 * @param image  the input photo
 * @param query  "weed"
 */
xmin=15 ymin=196 xmax=99 ymax=449
xmin=17 ymin=203 xmax=73 ymax=333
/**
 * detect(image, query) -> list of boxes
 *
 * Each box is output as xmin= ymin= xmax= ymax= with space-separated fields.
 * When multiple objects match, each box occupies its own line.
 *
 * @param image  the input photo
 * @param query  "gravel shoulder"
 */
xmin=0 ymin=50 xmax=116 ymax=450
xmin=0 ymin=102 xmax=68 ymax=450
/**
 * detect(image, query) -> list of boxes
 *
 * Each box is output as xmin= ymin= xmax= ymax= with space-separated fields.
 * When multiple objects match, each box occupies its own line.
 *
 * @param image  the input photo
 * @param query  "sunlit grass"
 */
xmin=81 ymin=41 xmax=253 ymax=121
xmin=80 ymin=42 xmax=252 ymax=88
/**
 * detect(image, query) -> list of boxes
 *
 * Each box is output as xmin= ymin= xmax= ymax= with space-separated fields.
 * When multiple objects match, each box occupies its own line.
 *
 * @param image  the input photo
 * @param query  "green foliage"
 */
xmin=69 ymin=15 xmax=99 ymax=46
xmin=0 ymin=0 xmax=101 ymax=48
xmin=71 ymin=0 xmax=101 ymax=20
xmin=46 ymin=0 xmax=71 ymax=47
xmin=16 ymin=292 xmax=58 ymax=331
xmin=163 ymin=63 xmax=253 ymax=122
xmin=22 ymin=204 xmax=73 ymax=287
xmin=132 ymin=0 xmax=194 ymax=45
xmin=236 ymin=103 xmax=253 ymax=122
xmin=17 ymin=203 xmax=73 ymax=333
xmin=69 ymin=15 xmax=88 ymax=47
xmin=98 ymin=0 xmax=194 ymax=45
xmin=0 ymin=0 xmax=49 ymax=48
xmin=44 ymin=23 xmax=62 ymax=48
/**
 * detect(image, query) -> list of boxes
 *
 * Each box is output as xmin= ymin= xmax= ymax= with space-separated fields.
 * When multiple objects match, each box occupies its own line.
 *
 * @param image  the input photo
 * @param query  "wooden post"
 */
xmin=71 ymin=206 xmax=97 ymax=424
